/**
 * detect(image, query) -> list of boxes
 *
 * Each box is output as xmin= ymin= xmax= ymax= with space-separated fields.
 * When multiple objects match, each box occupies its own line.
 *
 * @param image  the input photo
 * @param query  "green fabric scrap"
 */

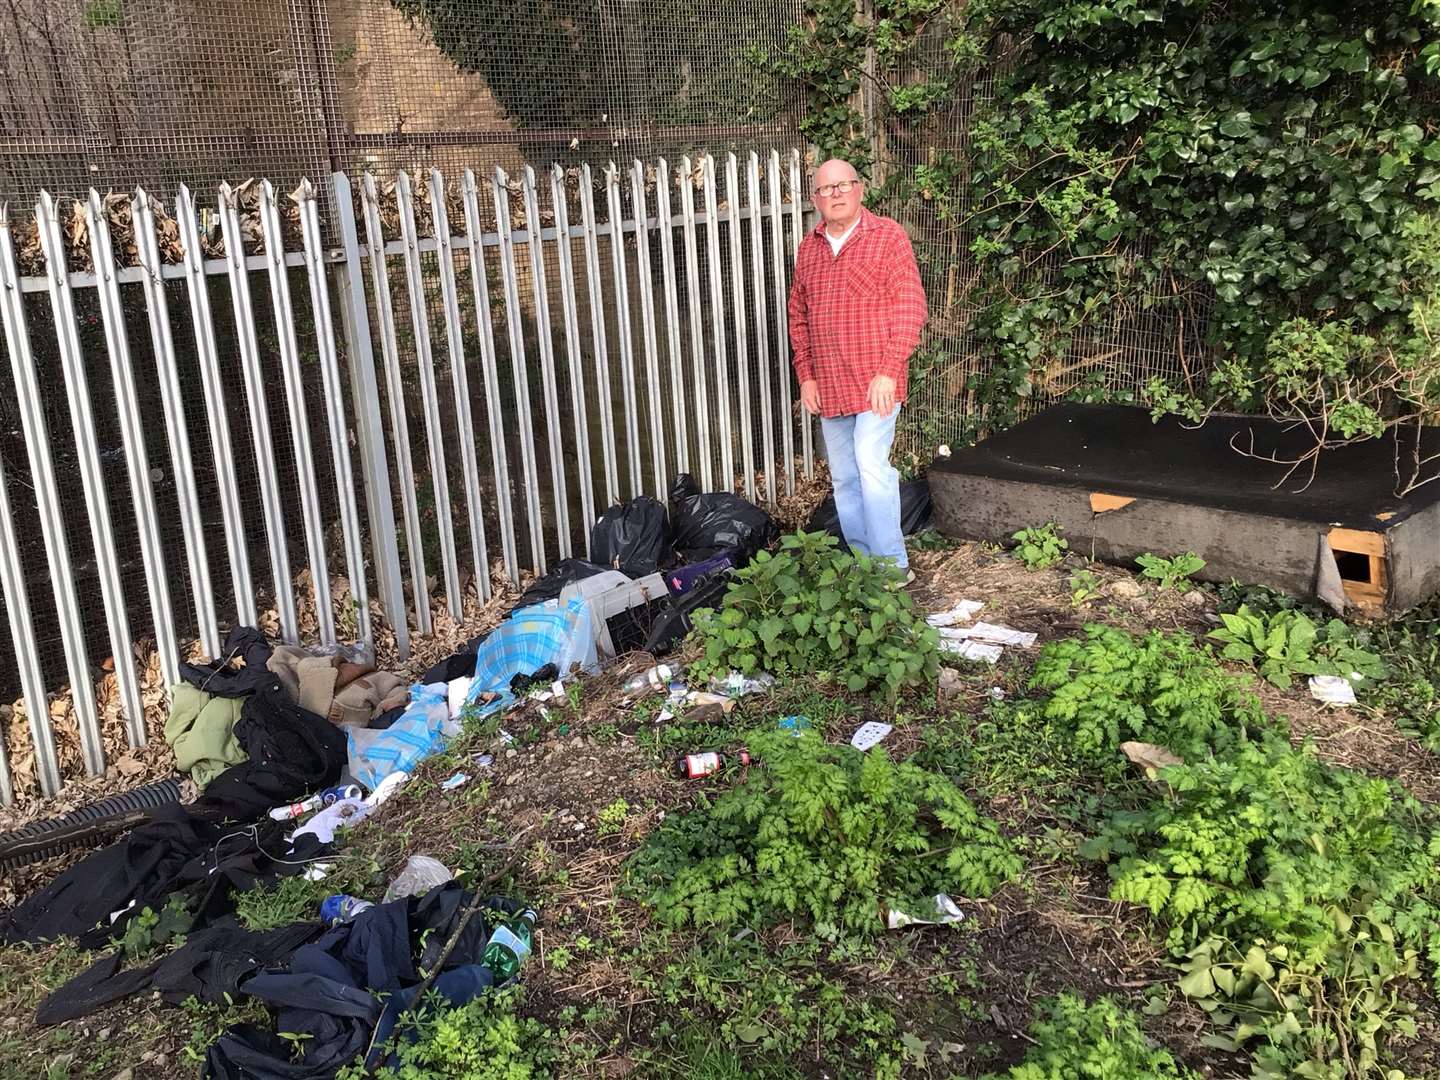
xmin=165 ymin=683 xmax=247 ymax=787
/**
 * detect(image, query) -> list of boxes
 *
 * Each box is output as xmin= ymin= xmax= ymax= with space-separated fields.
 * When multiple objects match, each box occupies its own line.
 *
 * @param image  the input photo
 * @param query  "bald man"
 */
xmin=788 ymin=159 xmax=928 ymax=582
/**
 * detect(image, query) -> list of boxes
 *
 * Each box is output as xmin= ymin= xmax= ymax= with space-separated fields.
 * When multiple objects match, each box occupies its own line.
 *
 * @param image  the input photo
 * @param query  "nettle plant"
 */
xmin=625 ymin=731 xmax=1021 ymax=935
xmin=1011 ymin=521 xmax=1069 ymax=569
xmin=691 ymin=531 xmax=939 ymax=697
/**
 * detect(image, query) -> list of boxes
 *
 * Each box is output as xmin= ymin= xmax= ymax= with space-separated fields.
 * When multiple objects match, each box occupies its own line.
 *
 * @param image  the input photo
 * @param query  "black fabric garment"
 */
xmin=513 ymin=558 xmax=613 ymax=611
xmin=643 ymin=570 xmax=733 ymax=656
xmin=35 ymin=920 xmax=321 ymax=1025
xmin=0 ymin=804 xmax=220 ymax=948
xmin=205 ymin=884 xmax=523 ymax=1080
xmin=194 ymin=683 xmax=348 ymax=823
xmin=178 ymin=627 xmax=275 ymax=698
xmin=417 ymin=634 xmax=487 ymax=686
xmin=590 ymin=496 xmax=673 ymax=577
xmin=369 ymin=703 xmax=406 ymax=730
xmin=668 ymin=473 xmax=779 ymax=566
xmin=806 ymin=479 xmax=934 ymax=542
xmin=0 ymin=805 xmax=331 ymax=949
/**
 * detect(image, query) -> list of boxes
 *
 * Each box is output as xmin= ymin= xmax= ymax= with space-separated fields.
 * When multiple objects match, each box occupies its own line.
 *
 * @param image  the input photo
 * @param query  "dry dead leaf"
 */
xmin=1119 ymin=740 xmax=1183 ymax=778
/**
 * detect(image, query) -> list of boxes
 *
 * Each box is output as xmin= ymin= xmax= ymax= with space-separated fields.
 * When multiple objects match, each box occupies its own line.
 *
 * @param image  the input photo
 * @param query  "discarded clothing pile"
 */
xmin=36 ymin=920 xmax=322 ymax=1024
xmin=168 ymin=627 xmax=405 ymax=803
xmin=205 ymin=883 xmax=524 ymax=1079
xmin=0 ymin=804 xmax=330 ymax=948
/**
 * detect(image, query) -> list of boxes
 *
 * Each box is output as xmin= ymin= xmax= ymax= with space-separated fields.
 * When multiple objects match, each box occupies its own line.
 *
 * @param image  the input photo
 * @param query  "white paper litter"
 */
xmin=1309 ymin=675 xmax=1357 ymax=706
xmin=939 ymin=621 xmax=1037 ymax=648
xmin=850 ymin=721 xmax=893 ymax=751
xmin=927 ymin=600 xmax=984 ymax=628
xmin=292 ymin=799 xmax=371 ymax=844
xmin=886 ymin=893 xmax=965 ymax=929
xmin=940 ymin=639 xmax=1003 ymax=664
xmin=364 ymin=770 xmax=409 ymax=807
xmin=447 ymin=676 xmax=473 ymax=718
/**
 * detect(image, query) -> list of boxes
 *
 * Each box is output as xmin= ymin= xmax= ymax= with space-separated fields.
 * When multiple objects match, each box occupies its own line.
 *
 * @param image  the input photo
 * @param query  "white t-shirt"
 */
xmin=824 ymin=217 xmax=860 ymax=256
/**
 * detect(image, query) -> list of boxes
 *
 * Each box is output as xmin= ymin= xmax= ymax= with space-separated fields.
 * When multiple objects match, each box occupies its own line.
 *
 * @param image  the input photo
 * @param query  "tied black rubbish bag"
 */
xmin=805 ymin=479 xmax=933 ymax=542
xmin=668 ymin=473 xmax=779 ymax=566
xmin=590 ymin=497 xmax=673 ymax=576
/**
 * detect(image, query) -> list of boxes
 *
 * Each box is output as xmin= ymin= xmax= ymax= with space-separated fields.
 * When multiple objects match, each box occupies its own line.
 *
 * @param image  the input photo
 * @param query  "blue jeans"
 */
xmin=820 ymin=407 xmax=906 ymax=568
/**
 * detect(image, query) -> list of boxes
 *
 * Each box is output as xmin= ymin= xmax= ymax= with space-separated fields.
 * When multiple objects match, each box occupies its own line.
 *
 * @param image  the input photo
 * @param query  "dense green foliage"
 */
xmin=1083 ymin=735 xmax=1440 ymax=965
xmin=1135 ymin=552 xmax=1205 ymax=592
xmin=1365 ymin=598 xmax=1440 ymax=750
xmin=766 ymin=0 xmax=1440 ymax=473
xmin=1010 ymin=522 xmax=1068 ymax=569
xmin=1209 ymin=605 xmax=1387 ymax=688
xmin=390 ymin=0 xmax=782 ymax=158
xmin=340 ymin=987 xmax=556 ymax=1080
xmin=1029 ymin=624 xmax=1270 ymax=761
xmin=980 ymin=994 xmax=1200 ymax=1079
xmin=961 ymin=0 xmax=1440 ymax=460
xmin=692 ymin=532 xmax=939 ymax=697
xmin=625 ymin=731 xmax=1020 ymax=934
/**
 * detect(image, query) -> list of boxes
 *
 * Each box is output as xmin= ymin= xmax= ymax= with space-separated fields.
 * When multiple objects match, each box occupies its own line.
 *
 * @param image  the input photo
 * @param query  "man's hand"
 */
xmin=800 ymin=378 xmax=822 ymax=416
xmin=868 ymin=374 xmax=896 ymax=416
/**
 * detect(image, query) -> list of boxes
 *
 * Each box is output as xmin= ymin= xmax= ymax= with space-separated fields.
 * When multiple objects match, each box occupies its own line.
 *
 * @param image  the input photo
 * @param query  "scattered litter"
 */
xmin=675 ymin=749 xmax=750 ymax=779
xmin=302 ymin=863 xmax=333 ymax=882
xmin=319 ymin=894 xmax=373 ymax=926
xmin=850 ymin=721 xmax=893 ymax=751
xmin=988 ymin=687 xmax=1006 ymax=700
xmin=364 ymin=770 xmax=409 ymax=807
xmin=382 ymin=855 xmax=453 ymax=903
xmin=622 ymin=662 xmax=684 ymax=704
xmin=777 ymin=715 xmax=812 ymax=737
xmin=1120 ymin=741 xmax=1184 ymax=778
xmin=657 ymin=689 xmax=735 ymax=723
xmin=268 ymin=783 xmax=364 ymax=822
xmin=710 ymin=670 xmax=776 ymax=698
xmin=939 ymin=622 xmax=1037 ymax=648
xmin=885 ymin=894 xmax=965 ymax=929
xmin=498 ymin=729 xmax=515 ymax=745
xmin=940 ymin=639 xmax=1002 ymax=664
xmin=472 ymin=753 xmax=494 ymax=768
xmin=1309 ymin=675 xmax=1357 ymax=706
xmin=441 ymin=772 xmax=471 ymax=791
xmin=927 ymin=600 xmax=983 ymax=628
xmin=292 ymin=798 xmax=371 ymax=844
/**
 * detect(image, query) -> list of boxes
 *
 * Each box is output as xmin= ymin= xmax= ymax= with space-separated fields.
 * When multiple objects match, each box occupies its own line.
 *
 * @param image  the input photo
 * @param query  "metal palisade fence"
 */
xmin=0 ymin=149 xmax=815 ymax=804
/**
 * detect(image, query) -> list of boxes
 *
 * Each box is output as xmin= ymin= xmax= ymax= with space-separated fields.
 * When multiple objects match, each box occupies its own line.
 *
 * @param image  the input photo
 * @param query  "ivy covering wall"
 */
xmin=762 ymin=0 xmax=1440 ymax=485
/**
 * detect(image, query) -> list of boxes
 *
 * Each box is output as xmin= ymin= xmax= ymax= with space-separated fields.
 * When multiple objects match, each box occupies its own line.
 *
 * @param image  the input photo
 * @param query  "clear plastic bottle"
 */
xmin=620 ymin=663 xmax=682 ymax=703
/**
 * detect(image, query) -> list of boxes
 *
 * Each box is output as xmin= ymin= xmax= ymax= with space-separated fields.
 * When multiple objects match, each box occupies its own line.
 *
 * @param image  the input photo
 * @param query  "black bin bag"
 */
xmin=589 ymin=496 xmax=673 ymax=576
xmin=805 ymin=479 xmax=933 ymax=542
xmin=668 ymin=474 xmax=779 ymax=566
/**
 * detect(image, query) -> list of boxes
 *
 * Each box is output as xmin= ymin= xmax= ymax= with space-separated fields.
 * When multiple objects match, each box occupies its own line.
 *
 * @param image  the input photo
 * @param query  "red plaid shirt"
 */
xmin=788 ymin=208 xmax=928 ymax=418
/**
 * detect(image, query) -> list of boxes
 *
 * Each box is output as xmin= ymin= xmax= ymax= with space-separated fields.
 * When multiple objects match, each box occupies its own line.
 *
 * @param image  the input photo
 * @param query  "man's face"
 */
xmin=814 ymin=173 xmax=863 ymax=227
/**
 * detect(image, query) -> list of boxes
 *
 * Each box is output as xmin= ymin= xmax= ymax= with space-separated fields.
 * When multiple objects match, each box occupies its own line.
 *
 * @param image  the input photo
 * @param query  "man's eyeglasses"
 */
xmin=813 ymin=180 xmax=860 ymax=198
